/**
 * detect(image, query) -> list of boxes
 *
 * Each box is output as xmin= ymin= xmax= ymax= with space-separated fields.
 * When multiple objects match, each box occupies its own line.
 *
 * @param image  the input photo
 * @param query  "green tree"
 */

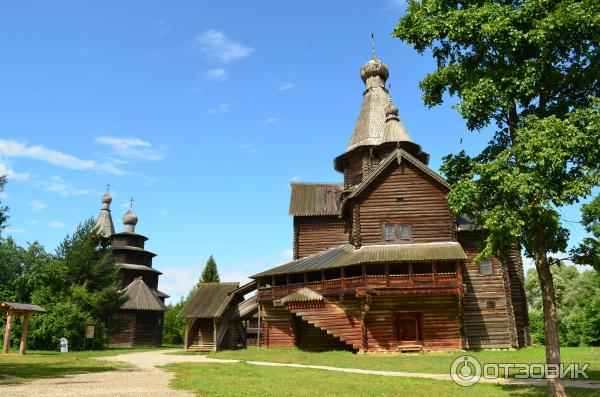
xmin=394 ymin=2 xmax=599 ymax=395
xmin=28 ymin=219 xmax=124 ymax=350
xmin=162 ymin=299 xmax=186 ymax=345
xmin=0 ymin=176 xmax=8 ymax=235
xmin=571 ymin=195 xmax=600 ymax=271
xmin=200 ymin=255 xmax=220 ymax=284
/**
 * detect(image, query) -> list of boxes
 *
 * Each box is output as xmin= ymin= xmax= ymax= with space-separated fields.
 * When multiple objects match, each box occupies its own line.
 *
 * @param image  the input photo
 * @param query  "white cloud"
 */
xmin=280 ymin=249 xmax=294 ymax=261
xmin=29 ymin=200 xmax=46 ymax=211
xmin=95 ymin=136 xmax=165 ymax=162
xmin=0 ymin=159 xmax=30 ymax=182
xmin=5 ymin=227 xmax=26 ymax=234
xmin=48 ymin=220 xmax=65 ymax=228
xmin=195 ymin=29 xmax=254 ymax=64
xmin=204 ymin=103 xmax=231 ymax=116
xmin=262 ymin=117 xmax=278 ymax=124
xmin=277 ymin=82 xmax=295 ymax=92
xmin=238 ymin=142 xmax=258 ymax=153
xmin=203 ymin=68 xmax=229 ymax=82
xmin=160 ymin=266 xmax=199 ymax=304
xmin=36 ymin=175 xmax=89 ymax=197
xmin=0 ymin=139 xmax=123 ymax=175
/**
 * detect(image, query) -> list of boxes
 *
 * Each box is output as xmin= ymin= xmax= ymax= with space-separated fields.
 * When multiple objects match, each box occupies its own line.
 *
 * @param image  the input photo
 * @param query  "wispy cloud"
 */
xmin=48 ymin=220 xmax=65 ymax=228
xmin=154 ymin=19 xmax=170 ymax=38
xmin=262 ymin=117 xmax=278 ymax=124
xmin=204 ymin=103 xmax=231 ymax=116
xmin=0 ymin=159 xmax=30 ymax=182
xmin=29 ymin=200 xmax=46 ymax=211
xmin=280 ymin=249 xmax=293 ymax=260
xmin=203 ymin=68 xmax=229 ymax=82
xmin=238 ymin=142 xmax=258 ymax=153
xmin=277 ymin=82 xmax=295 ymax=92
xmin=94 ymin=136 xmax=165 ymax=162
xmin=36 ymin=175 xmax=89 ymax=197
xmin=5 ymin=227 xmax=26 ymax=234
xmin=195 ymin=29 xmax=254 ymax=64
xmin=0 ymin=139 xmax=123 ymax=175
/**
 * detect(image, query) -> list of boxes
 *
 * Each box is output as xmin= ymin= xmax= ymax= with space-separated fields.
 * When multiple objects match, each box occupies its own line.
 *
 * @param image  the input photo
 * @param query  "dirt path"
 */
xmin=0 ymin=350 xmax=238 ymax=397
xmin=1 ymin=350 xmax=598 ymax=396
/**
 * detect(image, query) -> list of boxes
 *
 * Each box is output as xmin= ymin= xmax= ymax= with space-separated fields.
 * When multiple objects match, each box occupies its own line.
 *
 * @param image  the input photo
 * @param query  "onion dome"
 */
xmin=383 ymin=99 xmax=413 ymax=143
xmin=123 ymin=208 xmax=138 ymax=233
xmin=360 ymin=58 xmax=389 ymax=84
xmin=385 ymin=101 xmax=399 ymax=120
xmin=95 ymin=190 xmax=115 ymax=238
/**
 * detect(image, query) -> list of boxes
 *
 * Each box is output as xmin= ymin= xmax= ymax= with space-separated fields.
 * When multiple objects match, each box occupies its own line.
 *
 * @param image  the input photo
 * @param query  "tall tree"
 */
xmin=200 ymin=255 xmax=220 ymax=284
xmin=394 ymin=1 xmax=599 ymax=396
xmin=571 ymin=194 xmax=600 ymax=271
xmin=0 ymin=176 xmax=8 ymax=236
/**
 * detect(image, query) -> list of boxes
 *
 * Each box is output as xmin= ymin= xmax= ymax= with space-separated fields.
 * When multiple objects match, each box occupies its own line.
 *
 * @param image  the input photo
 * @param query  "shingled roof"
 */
xmin=289 ymin=183 xmax=344 ymax=216
xmin=178 ymin=282 xmax=240 ymax=319
xmin=251 ymin=242 xmax=467 ymax=278
xmin=121 ymin=277 xmax=167 ymax=311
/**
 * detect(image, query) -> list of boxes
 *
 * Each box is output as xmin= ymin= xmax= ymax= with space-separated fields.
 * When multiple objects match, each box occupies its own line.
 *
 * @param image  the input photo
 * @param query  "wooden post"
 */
xmin=213 ymin=318 xmax=218 ymax=352
xmin=432 ymin=263 xmax=437 ymax=286
xmin=362 ymin=264 xmax=366 ymax=287
xmin=3 ymin=311 xmax=13 ymax=354
xmin=385 ymin=264 xmax=390 ymax=287
xmin=183 ymin=321 xmax=190 ymax=350
xmin=19 ymin=312 xmax=30 ymax=355
xmin=409 ymin=263 xmax=414 ymax=287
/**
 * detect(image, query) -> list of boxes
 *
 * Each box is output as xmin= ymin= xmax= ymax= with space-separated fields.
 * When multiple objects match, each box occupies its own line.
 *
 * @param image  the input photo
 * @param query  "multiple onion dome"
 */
xmin=123 ymin=208 xmax=139 ymax=233
xmin=347 ymin=55 xmax=413 ymax=152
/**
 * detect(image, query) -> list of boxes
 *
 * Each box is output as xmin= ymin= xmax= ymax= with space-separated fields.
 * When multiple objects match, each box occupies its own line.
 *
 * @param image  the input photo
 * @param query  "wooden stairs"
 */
xmin=287 ymin=305 xmax=362 ymax=351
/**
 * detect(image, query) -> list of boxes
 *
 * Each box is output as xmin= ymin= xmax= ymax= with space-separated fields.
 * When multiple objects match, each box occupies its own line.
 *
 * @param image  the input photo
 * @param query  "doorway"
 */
xmin=396 ymin=313 xmax=422 ymax=345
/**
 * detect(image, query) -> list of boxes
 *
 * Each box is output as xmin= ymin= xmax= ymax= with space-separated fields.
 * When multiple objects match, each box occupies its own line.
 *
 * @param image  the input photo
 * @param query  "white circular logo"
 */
xmin=450 ymin=355 xmax=482 ymax=386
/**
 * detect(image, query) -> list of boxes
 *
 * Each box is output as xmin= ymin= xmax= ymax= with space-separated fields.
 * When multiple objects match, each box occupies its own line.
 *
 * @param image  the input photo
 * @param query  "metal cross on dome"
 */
xmin=129 ymin=197 xmax=134 ymax=209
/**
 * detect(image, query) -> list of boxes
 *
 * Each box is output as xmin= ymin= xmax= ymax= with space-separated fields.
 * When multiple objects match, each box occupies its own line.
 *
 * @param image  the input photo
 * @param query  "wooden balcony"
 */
xmin=257 ymin=262 xmax=462 ymax=301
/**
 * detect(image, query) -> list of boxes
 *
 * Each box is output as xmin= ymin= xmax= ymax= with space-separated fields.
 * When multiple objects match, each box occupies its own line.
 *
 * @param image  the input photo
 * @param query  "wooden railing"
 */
xmin=257 ymin=263 xmax=462 ymax=300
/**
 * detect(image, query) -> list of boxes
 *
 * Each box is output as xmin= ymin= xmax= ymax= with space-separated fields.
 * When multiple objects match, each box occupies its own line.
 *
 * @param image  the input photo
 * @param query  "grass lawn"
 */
xmin=202 ymin=346 xmax=600 ymax=381
xmin=163 ymin=361 xmax=599 ymax=397
xmin=0 ymin=347 xmax=164 ymax=383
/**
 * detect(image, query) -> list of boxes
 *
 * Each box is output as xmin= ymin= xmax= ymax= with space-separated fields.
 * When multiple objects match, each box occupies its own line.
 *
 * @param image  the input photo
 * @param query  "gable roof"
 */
xmin=251 ymin=242 xmax=466 ymax=278
xmin=1 ymin=302 xmax=46 ymax=313
xmin=121 ymin=277 xmax=167 ymax=311
xmin=279 ymin=288 xmax=323 ymax=304
xmin=178 ymin=282 xmax=240 ymax=319
xmin=289 ymin=183 xmax=344 ymax=216
xmin=343 ymin=148 xmax=449 ymax=210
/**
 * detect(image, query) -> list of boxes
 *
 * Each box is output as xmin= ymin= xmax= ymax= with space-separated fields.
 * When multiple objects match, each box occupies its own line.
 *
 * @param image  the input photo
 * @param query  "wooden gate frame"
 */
xmin=1 ymin=302 xmax=46 ymax=355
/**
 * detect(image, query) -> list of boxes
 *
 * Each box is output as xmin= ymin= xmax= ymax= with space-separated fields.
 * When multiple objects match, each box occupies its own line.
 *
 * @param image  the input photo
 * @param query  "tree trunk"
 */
xmin=534 ymin=249 xmax=566 ymax=397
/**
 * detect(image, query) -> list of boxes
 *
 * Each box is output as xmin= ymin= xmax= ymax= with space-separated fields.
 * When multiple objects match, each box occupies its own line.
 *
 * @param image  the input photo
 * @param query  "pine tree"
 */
xmin=199 ymin=255 xmax=220 ymax=284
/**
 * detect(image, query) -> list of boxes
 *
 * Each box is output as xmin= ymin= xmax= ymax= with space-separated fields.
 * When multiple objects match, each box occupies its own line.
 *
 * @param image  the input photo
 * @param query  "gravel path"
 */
xmin=0 ymin=350 xmax=238 ymax=397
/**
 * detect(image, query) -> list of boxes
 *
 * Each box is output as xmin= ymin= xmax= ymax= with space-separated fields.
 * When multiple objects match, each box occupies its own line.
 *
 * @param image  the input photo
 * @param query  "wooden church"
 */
xmin=250 ymin=55 xmax=530 ymax=353
xmin=95 ymin=192 xmax=168 ymax=346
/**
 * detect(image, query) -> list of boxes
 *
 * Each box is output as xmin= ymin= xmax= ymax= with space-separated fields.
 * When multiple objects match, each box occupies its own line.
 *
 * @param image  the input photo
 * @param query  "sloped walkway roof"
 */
xmin=252 ymin=242 xmax=467 ymax=278
xmin=228 ymin=295 xmax=258 ymax=321
xmin=279 ymin=288 xmax=323 ymax=304
xmin=179 ymin=282 xmax=240 ymax=319
xmin=121 ymin=277 xmax=167 ymax=311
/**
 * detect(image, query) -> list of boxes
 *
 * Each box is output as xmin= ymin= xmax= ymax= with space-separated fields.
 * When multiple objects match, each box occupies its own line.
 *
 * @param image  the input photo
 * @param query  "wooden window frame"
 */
xmin=478 ymin=259 xmax=493 ymax=276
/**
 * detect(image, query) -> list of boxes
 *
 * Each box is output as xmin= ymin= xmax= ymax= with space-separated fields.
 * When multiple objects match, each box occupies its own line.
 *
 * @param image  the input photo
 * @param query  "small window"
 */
xmin=478 ymin=259 xmax=493 ymax=275
xmin=396 ymin=197 xmax=405 ymax=204
xmin=383 ymin=224 xmax=396 ymax=241
xmin=398 ymin=224 xmax=412 ymax=240
xmin=382 ymin=223 xmax=412 ymax=242
xmin=486 ymin=300 xmax=496 ymax=309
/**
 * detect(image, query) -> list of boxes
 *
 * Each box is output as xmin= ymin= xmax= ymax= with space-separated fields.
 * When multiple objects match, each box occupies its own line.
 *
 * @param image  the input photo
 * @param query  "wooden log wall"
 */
xmin=343 ymin=150 xmax=366 ymax=188
xmin=133 ymin=311 xmax=163 ymax=346
xmin=108 ymin=312 xmax=135 ymax=347
xmin=366 ymin=295 xmax=462 ymax=351
xmin=459 ymin=231 xmax=515 ymax=348
xmin=260 ymin=304 xmax=295 ymax=348
xmin=294 ymin=216 xmax=349 ymax=259
xmin=189 ymin=319 xmax=215 ymax=351
xmin=506 ymin=248 xmax=531 ymax=347
xmin=358 ymin=161 xmax=454 ymax=245
xmin=112 ymin=251 xmax=153 ymax=267
xmin=120 ymin=270 xmax=159 ymax=290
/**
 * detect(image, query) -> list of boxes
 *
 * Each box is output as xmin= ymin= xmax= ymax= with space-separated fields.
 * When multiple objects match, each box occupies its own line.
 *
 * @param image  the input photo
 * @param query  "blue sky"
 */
xmin=0 ymin=1 xmax=592 ymax=302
